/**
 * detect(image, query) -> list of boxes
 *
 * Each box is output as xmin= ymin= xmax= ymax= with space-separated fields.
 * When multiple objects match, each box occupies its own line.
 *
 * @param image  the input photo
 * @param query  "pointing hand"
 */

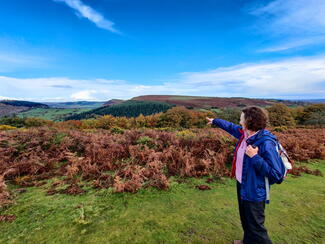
xmin=206 ymin=117 xmax=214 ymax=125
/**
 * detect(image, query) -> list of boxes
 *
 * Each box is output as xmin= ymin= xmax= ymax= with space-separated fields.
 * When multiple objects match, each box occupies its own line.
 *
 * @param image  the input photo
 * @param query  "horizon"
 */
xmin=1 ymin=95 xmax=325 ymax=104
xmin=1 ymin=0 xmax=325 ymax=101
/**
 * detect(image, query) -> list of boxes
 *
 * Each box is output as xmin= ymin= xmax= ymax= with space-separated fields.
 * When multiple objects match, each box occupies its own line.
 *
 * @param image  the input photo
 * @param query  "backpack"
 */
xmin=275 ymin=140 xmax=293 ymax=178
xmin=264 ymin=139 xmax=293 ymax=203
xmin=254 ymin=136 xmax=293 ymax=203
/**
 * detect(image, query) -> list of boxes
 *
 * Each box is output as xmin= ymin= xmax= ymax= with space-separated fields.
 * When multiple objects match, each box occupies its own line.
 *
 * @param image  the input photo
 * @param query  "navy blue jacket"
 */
xmin=213 ymin=118 xmax=284 ymax=203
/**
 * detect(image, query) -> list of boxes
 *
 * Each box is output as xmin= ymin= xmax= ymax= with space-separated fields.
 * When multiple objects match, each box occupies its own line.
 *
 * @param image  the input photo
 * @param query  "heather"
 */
xmin=1 ymin=126 xmax=324 ymax=207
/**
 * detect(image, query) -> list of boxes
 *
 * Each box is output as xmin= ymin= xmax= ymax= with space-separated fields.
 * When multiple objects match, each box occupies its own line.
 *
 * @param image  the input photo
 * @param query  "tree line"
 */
xmin=0 ymin=103 xmax=324 ymax=130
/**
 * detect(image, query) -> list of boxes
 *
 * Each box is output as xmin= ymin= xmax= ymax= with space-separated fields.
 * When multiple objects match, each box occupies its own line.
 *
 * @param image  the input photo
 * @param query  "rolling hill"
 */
xmin=0 ymin=103 xmax=29 ymax=117
xmin=64 ymin=95 xmax=312 ymax=121
xmin=0 ymin=100 xmax=49 ymax=108
xmin=0 ymin=100 xmax=105 ymax=120
xmin=0 ymin=100 xmax=49 ymax=118
xmin=102 ymin=99 xmax=125 ymax=107
xmin=131 ymin=95 xmax=308 ymax=109
xmin=64 ymin=100 xmax=173 ymax=120
xmin=0 ymin=96 xmax=314 ymax=120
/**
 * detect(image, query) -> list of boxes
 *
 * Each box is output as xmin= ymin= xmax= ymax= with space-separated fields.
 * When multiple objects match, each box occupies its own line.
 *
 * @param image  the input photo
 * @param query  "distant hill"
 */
xmin=0 ymin=96 xmax=317 ymax=120
xmin=103 ymin=99 xmax=125 ymax=107
xmin=131 ymin=95 xmax=308 ymax=109
xmin=44 ymin=101 xmax=106 ymax=109
xmin=0 ymin=103 xmax=29 ymax=117
xmin=292 ymin=99 xmax=325 ymax=104
xmin=65 ymin=100 xmax=173 ymax=120
xmin=0 ymin=100 xmax=49 ymax=108
xmin=0 ymin=100 xmax=49 ymax=118
xmin=0 ymin=100 xmax=104 ymax=119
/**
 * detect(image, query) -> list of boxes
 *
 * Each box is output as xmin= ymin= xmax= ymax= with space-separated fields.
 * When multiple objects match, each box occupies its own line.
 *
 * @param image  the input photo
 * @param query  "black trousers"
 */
xmin=236 ymin=181 xmax=272 ymax=244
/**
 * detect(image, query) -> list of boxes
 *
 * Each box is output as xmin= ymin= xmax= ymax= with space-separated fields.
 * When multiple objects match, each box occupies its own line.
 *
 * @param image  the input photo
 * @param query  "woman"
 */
xmin=207 ymin=106 xmax=284 ymax=244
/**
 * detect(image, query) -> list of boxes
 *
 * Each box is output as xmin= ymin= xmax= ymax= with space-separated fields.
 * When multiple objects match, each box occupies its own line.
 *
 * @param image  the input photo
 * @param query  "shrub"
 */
xmin=80 ymin=119 xmax=97 ymax=129
xmin=176 ymin=130 xmax=197 ymax=140
xmin=95 ymin=115 xmax=116 ymax=129
xmin=25 ymin=117 xmax=53 ymax=127
xmin=136 ymin=136 xmax=155 ymax=148
xmin=214 ymin=107 xmax=241 ymax=124
xmin=297 ymin=104 xmax=325 ymax=126
xmin=158 ymin=106 xmax=192 ymax=128
xmin=0 ymin=125 xmax=17 ymax=131
xmin=266 ymin=103 xmax=296 ymax=126
xmin=54 ymin=120 xmax=82 ymax=130
xmin=0 ymin=116 xmax=26 ymax=128
xmin=115 ymin=116 xmax=131 ymax=129
xmin=135 ymin=114 xmax=147 ymax=128
xmin=110 ymin=126 xmax=125 ymax=134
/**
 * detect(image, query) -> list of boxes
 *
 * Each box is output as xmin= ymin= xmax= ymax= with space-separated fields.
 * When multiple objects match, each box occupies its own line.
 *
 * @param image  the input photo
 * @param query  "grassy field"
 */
xmin=0 ymin=160 xmax=324 ymax=244
xmin=18 ymin=108 xmax=92 ymax=121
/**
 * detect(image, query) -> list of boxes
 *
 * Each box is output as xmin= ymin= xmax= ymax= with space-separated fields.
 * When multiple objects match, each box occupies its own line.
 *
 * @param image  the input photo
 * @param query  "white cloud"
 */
xmin=176 ymin=56 xmax=325 ymax=98
xmin=0 ymin=55 xmax=324 ymax=101
xmin=70 ymin=90 xmax=97 ymax=100
xmin=253 ymin=0 xmax=325 ymax=34
xmin=54 ymin=0 xmax=120 ymax=33
xmin=251 ymin=0 xmax=325 ymax=52
xmin=258 ymin=37 xmax=325 ymax=53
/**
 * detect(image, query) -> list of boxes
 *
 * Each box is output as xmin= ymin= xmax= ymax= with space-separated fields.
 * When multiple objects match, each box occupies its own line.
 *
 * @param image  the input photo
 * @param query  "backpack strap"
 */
xmin=265 ymin=177 xmax=270 ymax=204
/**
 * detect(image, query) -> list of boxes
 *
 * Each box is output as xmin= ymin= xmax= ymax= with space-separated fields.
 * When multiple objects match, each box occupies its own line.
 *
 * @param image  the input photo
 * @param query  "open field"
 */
xmin=0 ymin=160 xmax=324 ymax=244
xmin=17 ymin=108 xmax=92 ymax=121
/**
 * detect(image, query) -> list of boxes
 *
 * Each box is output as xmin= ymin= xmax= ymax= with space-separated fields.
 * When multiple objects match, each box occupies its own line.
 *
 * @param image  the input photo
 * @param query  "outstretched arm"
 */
xmin=207 ymin=117 xmax=243 ymax=139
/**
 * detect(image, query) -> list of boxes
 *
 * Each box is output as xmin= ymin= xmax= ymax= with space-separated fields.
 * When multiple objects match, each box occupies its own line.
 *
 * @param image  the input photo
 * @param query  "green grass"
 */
xmin=18 ymin=108 xmax=92 ymax=121
xmin=1 ymin=160 xmax=324 ymax=244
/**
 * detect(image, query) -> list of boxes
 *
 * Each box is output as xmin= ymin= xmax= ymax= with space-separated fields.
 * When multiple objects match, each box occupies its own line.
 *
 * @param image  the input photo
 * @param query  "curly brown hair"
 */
xmin=242 ymin=106 xmax=268 ymax=131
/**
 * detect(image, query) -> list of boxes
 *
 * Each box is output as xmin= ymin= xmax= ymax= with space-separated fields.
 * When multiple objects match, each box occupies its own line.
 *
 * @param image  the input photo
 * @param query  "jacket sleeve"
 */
xmin=250 ymin=140 xmax=283 ymax=184
xmin=212 ymin=118 xmax=243 ymax=139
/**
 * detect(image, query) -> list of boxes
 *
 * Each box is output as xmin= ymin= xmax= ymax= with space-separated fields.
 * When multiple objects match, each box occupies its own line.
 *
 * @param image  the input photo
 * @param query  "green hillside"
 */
xmin=0 ymin=100 xmax=49 ymax=108
xmin=18 ymin=108 xmax=92 ymax=121
xmin=65 ymin=100 xmax=173 ymax=120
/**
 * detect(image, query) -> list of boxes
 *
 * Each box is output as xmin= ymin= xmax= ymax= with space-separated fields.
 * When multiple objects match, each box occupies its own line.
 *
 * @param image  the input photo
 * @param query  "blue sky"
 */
xmin=0 ymin=0 xmax=324 ymax=101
